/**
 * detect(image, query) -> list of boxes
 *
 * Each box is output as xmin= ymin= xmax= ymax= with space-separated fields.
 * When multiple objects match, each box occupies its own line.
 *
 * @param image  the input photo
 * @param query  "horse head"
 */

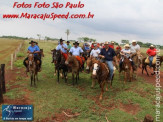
xmin=123 ymin=56 xmax=131 ymax=71
xmin=92 ymin=60 xmax=100 ymax=78
xmin=28 ymin=54 xmax=34 ymax=68
xmin=52 ymin=49 xmax=61 ymax=64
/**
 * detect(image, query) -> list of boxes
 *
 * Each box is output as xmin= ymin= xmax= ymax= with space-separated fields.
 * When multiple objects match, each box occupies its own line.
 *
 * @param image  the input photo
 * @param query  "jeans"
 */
xmin=149 ymin=56 xmax=153 ymax=67
xmin=105 ymin=61 xmax=114 ymax=80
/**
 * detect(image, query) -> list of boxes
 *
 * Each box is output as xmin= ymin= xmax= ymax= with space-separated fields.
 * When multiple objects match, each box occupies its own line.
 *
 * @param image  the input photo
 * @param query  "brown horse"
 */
xmin=27 ymin=54 xmax=38 ymax=87
xmin=65 ymin=55 xmax=80 ymax=85
xmin=91 ymin=59 xmax=110 ymax=100
xmin=119 ymin=56 xmax=133 ymax=83
xmin=39 ymin=49 xmax=44 ymax=60
xmin=142 ymin=56 xmax=163 ymax=76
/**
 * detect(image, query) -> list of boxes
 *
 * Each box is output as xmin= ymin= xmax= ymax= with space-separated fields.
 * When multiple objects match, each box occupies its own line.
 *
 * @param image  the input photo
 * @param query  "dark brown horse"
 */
xmin=27 ymin=54 xmax=38 ymax=87
xmin=142 ymin=56 xmax=163 ymax=76
xmin=51 ymin=49 xmax=68 ymax=83
xmin=119 ymin=56 xmax=133 ymax=83
xmin=39 ymin=49 xmax=44 ymax=60
xmin=65 ymin=55 xmax=80 ymax=85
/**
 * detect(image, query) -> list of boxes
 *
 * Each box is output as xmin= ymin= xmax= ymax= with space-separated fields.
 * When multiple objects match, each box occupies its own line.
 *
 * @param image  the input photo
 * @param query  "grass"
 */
xmin=0 ymin=38 xmax=23 ymax=64
xmin=0 ymin=40 xmax=163 ymax=121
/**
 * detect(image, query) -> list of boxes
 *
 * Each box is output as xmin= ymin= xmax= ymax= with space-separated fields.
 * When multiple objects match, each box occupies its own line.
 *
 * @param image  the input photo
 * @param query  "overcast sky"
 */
xmin=0 ymin=0 xmax=163 ymax=45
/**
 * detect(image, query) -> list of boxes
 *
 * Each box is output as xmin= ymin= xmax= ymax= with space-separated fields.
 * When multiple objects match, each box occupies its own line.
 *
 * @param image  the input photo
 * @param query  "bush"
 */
xmin=17 ymin=52 xmax=25 ymax=57
xmin=14 ymin=60 xmax=24 ymax=68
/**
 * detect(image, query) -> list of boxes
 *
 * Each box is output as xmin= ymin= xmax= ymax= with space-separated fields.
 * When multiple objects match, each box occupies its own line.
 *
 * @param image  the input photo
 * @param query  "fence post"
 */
xmin=11 ymin=54 xmax=13 ymax=70
xmin=14 ymin=50 xmax=17 ymax=61
xmin=0 ymin=68 xmax=4 ymax=104
xmin=1 ymin=64 xmax=6 ymax=94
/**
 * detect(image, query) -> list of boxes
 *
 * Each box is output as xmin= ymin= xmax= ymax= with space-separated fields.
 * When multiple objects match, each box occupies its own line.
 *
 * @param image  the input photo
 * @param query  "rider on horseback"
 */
xmin=99 ymin=41 xmax=116 ymax=83
xmin=56 ymin=39 xmax=68 ymax=60
xmin=119 ymin=44 xmax=135 ymax=70
xmin=23 ymin=40 xmax=42 ymax=72
xmin=90 ymin=43 xmax=100 ymax=59
xmin=146 ymin=45 xmax=156 ymax=68
xmin=69 ymin=41 xmax=84 ymax=71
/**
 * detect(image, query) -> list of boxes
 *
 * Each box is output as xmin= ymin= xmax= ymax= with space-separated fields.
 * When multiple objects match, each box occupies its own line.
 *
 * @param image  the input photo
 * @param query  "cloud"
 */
xmin=0 ymin=0 xmax=163 ymax=45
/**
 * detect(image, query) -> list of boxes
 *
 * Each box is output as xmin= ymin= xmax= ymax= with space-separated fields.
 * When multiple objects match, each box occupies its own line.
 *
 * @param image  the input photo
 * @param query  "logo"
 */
xmin=2 ymin=105 xmax=33 ymax=121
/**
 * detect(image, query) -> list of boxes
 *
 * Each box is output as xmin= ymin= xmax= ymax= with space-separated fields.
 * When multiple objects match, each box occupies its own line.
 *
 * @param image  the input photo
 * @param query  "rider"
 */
xmin=146 ymin=45 xmax=156 ymax=68
xmin=116 ymin=44 xmax=122 ymax=52
xmin=56 ymin=39 xmax=68 ymax=60
xmin=84 ymin=43 xmax=91 ymax=52
xmin=69 ymin=41 xmax=84 ymax=70
xmin=130 ymin=40 xmax=140 ymax=54
xmin=109 ymin=41 xmax=115 ymax=49
xmin=90 ymin=43 xmax=100 ymax=59
xmin=99 ymin=41 xmax=116 ymax=83
xmin=66 ymin=41 xmax=72 ymax=51
xmin=119 ymin=44 xmax=135 ymax=70
xmin=23 ymin=40 xmax=41 ymax=72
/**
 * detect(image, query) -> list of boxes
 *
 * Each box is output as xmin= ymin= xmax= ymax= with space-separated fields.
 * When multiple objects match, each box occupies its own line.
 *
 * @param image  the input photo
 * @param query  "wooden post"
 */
xmin=14 ymin=50 xmax=17 ymax=60
xmin=1 ymin=64 xmax=6 ymax=94
xmin=11 ymin=54 xmax=13 ymax=70
xmin=0 ymin=68 xmax=4 ymax=104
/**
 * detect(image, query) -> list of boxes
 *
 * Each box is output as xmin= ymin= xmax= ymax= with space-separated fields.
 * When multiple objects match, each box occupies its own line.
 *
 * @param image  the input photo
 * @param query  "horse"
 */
xmin=142 ymin=56 xmax=163 ymax=76
xmin=27 ymin=54 xmax=39 ymax=87
xmin=51 ymin=49 xmax=68 ymax=83
xmin=119 ymin=56 xmax=133 ymax=83
xmin=39 ymin=49 xmax=44 ymax=60
xmin=86 ymin=57 xmax=115 ymax=88
xmin=91 ymin=59 xmax=110 ymax=100
xmin=65 ymin=55 xmax=80 ymax=85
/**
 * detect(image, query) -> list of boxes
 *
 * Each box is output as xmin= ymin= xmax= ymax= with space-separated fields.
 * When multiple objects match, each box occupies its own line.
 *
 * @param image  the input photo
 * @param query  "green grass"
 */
xmin=17 ymin=52 xmax=25 ymax=57
xmin=1 ymin=41 xmax=163 ymax=122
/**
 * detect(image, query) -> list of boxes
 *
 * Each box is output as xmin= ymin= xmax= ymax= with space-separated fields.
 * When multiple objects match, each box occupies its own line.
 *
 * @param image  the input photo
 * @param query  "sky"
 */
xmin=0 ymin=0 xmax=163 ymax=45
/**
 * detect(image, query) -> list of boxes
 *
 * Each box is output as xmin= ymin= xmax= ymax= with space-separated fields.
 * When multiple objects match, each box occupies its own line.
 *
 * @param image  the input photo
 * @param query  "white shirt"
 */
xmin=130 ymin=44 xmax=140 ymax=53
xmin=90 ymin=49 xmax=100 ymax=57
xmin=121 ymin=49 xmax=131 ymax=58
xmin=69 ymin=46 xmax=83 ymax=56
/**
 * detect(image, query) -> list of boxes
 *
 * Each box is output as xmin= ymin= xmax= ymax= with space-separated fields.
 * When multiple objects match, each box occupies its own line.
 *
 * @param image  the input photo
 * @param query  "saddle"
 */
xmin=145 ymin=56 xmax=156 ymax=64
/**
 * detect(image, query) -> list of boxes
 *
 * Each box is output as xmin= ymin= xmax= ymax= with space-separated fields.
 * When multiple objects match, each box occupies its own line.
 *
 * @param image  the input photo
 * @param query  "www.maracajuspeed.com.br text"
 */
xmin=2 ymin=12 xmax=94 ymax=20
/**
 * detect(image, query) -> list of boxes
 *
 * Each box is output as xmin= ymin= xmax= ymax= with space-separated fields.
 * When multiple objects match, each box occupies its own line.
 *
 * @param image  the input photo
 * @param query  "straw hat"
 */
xmin=150 ymin=45 xmax=154 ymax=48
xmin=124 ymin=44 xmax=130 ymax=48
xmin=132 ymin=40 xmax=137 ymax=43
xmin=104 ymin=41 xmax=109 ymax=45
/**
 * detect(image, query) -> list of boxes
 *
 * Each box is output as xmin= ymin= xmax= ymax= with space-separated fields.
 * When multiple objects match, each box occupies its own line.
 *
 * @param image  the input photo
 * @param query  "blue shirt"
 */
xmin=84 ymin=46 xmax=90 ymax=51
xmin=28 ymin=45 xmax=40 ymax=56
xmin=100 ymin=48 xmax=116 ymax=61
xmin=56 ymin=43 xmax=67 ymax=53
xmin=69 ymin=47 xmax=83 ymax=56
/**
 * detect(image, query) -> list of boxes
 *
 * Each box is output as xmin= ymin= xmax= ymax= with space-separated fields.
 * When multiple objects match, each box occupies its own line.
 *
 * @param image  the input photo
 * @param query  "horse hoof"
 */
xmin=99 ymin=97 xmax=103 ymax=101
xmin=106 ymin=88 xmax=109 ymax=91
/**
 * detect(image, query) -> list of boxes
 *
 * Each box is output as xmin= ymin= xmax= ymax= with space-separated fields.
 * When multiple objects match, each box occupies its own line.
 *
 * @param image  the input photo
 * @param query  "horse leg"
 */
xmin=105 ymin=82 xmax=109 ymax=91
xmin=145 ymin=65 xmax=149 ymax=76
xmin=34 ymin=73 xmax=36 ymax=87
xmin=72 ymin=72 xmax=74 ymax=85
xmin=76 ymin=73 xmax=78 ymax=85
xmin=124 ymin=72 xmax=127 ymax=84
xmin=91 ymin=79 xmax=96 ymax=89
xmin=57 ymin=68 xmax=60 ymax=83
xmin=30 ymin=72 xmax=33 ymax=87
xmin=54 ymin=66 xmax=57 ymax=76
xmin=99 ymin=81 xmax=105 ymax=101
xmin=151 ymin=67 xmax=155 ymax=75
xmin=64 ymin=71 xmax=67 ymax=83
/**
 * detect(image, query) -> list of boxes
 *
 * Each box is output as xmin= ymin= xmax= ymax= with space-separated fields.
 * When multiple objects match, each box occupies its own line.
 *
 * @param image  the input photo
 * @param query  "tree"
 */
xmin=65 ymin=29 xmax=70 ymax=41
xmin=37 ymin=34 xmax=41 ymax=41
xmin=121 ymin=40 xmax=129 ymax=44
xmin=83 ymin=37 xmax=89 ymax=42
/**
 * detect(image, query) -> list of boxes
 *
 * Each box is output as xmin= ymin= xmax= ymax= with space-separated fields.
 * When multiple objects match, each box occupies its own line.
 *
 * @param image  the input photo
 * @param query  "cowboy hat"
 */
xmin=111 ymin=41 xmax=114 ymax=44
xmin=29 ymin=40 xmax=36 ymax=44
xmin=150 ymin=45 xmax=154 ymax=48
xmin=132 ymin=40 xmax=137 ymax=43
xmin=124 ymin=44 xmax=130 ymax=48
xmin=67 ymin=41 xmax=70 ymax=43
xmin=60 ymin=38 xmax=65 ymax=42
xmin=104 ymin=41 xmax=109 ymax=45
xmin=73 ymin=41 xmax=79 ymax=45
